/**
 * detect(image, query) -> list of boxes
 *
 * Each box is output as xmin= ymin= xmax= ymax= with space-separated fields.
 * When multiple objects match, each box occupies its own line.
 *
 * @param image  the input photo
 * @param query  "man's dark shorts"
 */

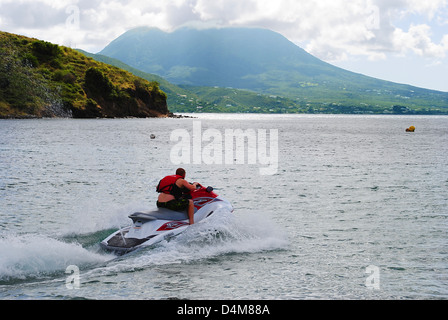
xmin=157 ymin=199 xmax=189 ymax=211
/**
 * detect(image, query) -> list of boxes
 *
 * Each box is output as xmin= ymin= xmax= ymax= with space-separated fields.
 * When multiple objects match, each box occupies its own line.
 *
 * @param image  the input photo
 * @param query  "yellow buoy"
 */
xmin=406 ymin=126 xmax=415 ymax=132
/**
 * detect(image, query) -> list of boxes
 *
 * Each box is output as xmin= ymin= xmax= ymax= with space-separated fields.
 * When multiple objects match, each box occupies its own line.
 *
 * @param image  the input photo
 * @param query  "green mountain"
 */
xmin=100 ymin=26 xmax=448 ymax=114
xmin=100 ymin=27 xmax=331 ymax=89
xmin=0 ymin=31 xmax=169 ymax=118
xmin=79 ymin=49 xmax=304 ymax=114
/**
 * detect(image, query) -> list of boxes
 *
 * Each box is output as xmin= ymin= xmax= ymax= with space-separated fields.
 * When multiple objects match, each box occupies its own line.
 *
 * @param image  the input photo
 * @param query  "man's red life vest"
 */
xmin=156 ymin=175 xmax=183 ymax=194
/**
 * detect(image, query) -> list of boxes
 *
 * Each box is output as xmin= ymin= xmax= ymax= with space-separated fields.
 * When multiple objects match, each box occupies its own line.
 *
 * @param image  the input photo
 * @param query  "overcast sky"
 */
xmin=1 ymin=0 xmax=447 ymax=91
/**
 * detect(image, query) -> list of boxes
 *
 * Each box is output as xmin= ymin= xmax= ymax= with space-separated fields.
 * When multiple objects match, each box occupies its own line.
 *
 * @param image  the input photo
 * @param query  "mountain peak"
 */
xmin=100 ymin=26 xmax=322 ymax=88
xmin=99 ymin=26 xmax=448 ymax=113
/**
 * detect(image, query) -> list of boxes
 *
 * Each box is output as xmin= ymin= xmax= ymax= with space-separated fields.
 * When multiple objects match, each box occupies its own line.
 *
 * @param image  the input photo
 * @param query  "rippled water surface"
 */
xmin=1 ymin=114 xmax=447 ymax=299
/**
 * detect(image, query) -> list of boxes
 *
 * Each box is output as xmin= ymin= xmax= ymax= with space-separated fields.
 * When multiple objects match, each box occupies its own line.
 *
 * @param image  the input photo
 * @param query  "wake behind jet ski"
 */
xmin=100 ymin=184 xmax=233 ymax=255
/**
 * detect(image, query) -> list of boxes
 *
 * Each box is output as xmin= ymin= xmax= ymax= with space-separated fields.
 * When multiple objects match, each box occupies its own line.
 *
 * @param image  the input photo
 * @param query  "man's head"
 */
xmin=176 ymin=168 xmax=186 ymax=178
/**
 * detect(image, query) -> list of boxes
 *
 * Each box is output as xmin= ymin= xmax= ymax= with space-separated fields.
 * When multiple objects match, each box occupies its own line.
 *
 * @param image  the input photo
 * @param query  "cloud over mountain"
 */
xmin=1 ymin=0 xmax=447 ymax=90
xmin=1 ymin=0 xmax=446 ymax=59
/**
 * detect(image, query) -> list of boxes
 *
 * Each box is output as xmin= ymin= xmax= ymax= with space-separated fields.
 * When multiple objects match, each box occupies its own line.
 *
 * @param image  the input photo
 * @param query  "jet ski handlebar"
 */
xmin=190 ymin=182 xmax=214 ymax=193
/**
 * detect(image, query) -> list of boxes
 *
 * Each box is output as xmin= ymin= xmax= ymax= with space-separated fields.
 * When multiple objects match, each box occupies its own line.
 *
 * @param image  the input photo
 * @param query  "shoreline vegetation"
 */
xmin=0 ymin=31 xmax=169 ymax=119
xmin=1 ymin=30 xmax=447 ymax=119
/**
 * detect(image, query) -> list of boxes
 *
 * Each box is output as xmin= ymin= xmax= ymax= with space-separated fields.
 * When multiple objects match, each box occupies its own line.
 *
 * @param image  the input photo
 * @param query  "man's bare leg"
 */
xmin=188 ymin=199 xmax=194 ymax=225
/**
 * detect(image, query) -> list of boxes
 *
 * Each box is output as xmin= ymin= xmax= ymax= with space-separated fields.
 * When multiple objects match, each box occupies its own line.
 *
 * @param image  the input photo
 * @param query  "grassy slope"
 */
xmin=0 ymin=31 xmax=169 ymax=118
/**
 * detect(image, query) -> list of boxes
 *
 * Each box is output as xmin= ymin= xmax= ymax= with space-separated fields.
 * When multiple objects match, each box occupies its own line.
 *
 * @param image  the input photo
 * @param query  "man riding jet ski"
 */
xmin=156 ymin=168 xmax=197 ymax=225
xmin=100 ymin=168 xmax=232 ymax=254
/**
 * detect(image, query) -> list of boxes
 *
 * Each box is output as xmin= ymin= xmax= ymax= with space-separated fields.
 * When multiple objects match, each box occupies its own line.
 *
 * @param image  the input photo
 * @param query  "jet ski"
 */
xmin=100 ymin=184 xmax=232 ymax=255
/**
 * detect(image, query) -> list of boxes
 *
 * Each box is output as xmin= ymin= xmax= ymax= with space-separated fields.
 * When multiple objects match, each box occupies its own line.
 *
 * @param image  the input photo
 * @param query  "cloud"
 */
xmin=183 ymin=0 xmax=448 ymax=63
xmin=393 ymin=24 xmax=448 ymax=58
xmin=0 ymin=0 xmax=447 ymax=61
xmin=0 ymin=0 xmax=70 ymax=29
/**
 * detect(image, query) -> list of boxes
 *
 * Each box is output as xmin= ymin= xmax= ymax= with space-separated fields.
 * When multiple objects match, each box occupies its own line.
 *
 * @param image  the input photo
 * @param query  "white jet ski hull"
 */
xmin=100 ymin=194 xmax=232 ymax=254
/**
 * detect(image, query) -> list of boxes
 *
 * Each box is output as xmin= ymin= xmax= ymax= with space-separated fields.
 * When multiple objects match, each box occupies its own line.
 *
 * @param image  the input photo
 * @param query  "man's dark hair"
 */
xmin=176 ymin=168 xmax=186 ymax=178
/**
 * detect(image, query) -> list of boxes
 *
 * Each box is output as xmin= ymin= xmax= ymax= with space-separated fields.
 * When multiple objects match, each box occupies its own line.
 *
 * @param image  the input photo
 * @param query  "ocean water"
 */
xmin=0 ymin=114 xmax=447 ymax=300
